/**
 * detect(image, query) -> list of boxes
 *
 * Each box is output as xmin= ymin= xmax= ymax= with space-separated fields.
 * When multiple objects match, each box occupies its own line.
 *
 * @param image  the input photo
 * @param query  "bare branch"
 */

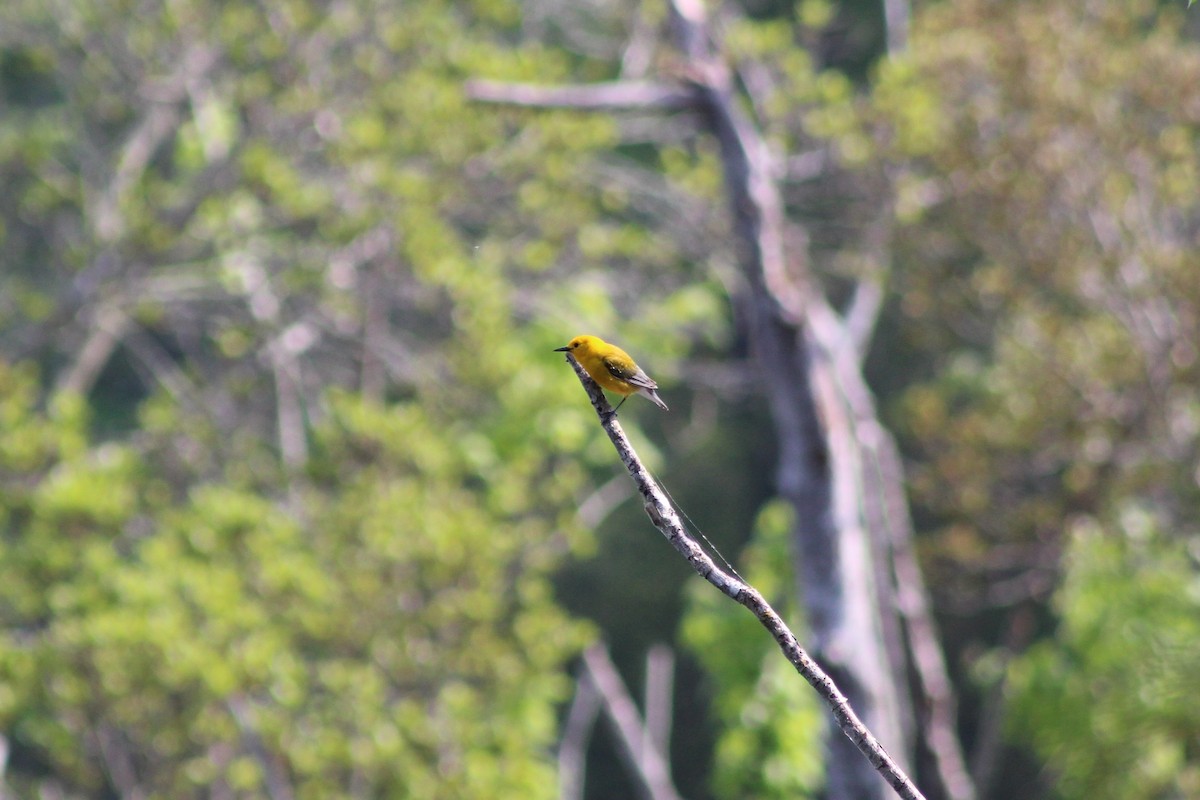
xmin=93 ymin=44 xmax=219 ymax=242
xmin=561 ymin=354 xmax=926 ymax=800
xmin=865 ymin=425 xmax=976 ymax=800
xmin=620 ymin=7 xmax=658 ymax=79
xmin=470 ymin=1 xmax=958 ymax=795
xmin=807 ymin=296 xmax=975 ymax=800
xmin=93 ymin=723 xmax=147 ymax=800
xmin=846 ymin=278 xmax=884 ymax=362
xmin=786 ymin=149 xmax=830 ymax=183
xmin=464 ymin=79 xmax=696 ymax=112
xmin=558 ymin=671 xmax=602 ymax=800
xmin=229 ymin=697 xmax=296 ymax=800
xmin=578 ymin=472 xmax=635 ymax=529
xmin=0 ymin=732 xmax=9 ymax=800
xmin=642 ymin=645 xmax=675 ymax=775
xmin=268 ymin=325 xmax=317 ymax=470
xmin=122 ymin=321 xmax=199 ymax=405
xmin=56 ymin=305 xmax=131 ymax=396
xmin=582 ymin=643 xmax=683 ymax=800
xmin=881 ymin=0 xmax=911 ymax=55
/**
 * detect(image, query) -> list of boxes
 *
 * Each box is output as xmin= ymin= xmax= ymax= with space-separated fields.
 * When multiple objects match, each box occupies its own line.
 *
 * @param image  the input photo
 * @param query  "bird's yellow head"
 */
xmin=553 ymin=334 xmax=603 ymax=357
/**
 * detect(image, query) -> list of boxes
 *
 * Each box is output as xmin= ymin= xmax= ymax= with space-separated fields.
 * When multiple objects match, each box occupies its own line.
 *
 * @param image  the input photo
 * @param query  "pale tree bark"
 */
xmin=664 ymin=6 xmax=913 ymax=796
xmin=641 ymin=644 xmax=675 ymax=775
xmin=583 ymin=644 xmax=684 ymax=800
xmin=558 ymin=668 xmax=601 ymax=800
xmin=557 ymin=643 xmax=680 ymax=800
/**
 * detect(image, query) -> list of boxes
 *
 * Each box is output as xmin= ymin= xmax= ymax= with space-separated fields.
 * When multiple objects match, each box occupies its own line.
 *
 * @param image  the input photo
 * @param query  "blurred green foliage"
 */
xmin=870 ymin=0 xmax=1200 ymax=794
xmin=1007 ymin=517 xmax=1200 ymax=800
xmin=1 ymin=0 xmax=1200 ymax=797
xmin=0 ymin=0 xmax=719 ymax=795
xmin=0 ymin=361 xmax=593 ymax=798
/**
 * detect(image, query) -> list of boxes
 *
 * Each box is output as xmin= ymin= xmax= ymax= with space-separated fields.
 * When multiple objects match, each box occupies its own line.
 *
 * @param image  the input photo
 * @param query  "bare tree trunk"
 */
xmin=663 ymin=2 xmax=910 ymax=793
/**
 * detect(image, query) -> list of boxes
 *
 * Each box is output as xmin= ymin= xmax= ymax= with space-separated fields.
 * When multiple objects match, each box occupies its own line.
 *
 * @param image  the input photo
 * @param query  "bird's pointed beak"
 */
xmin=553 ymin=346 xmax=570 ymax=352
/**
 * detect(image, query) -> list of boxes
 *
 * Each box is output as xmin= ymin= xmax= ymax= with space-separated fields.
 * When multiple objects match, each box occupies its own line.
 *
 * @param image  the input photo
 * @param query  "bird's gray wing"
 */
xmin=604 ymin=357 xmax=657 ymax=389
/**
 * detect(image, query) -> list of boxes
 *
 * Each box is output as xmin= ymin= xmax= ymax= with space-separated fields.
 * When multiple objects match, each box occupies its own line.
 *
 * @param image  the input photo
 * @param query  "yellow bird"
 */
xmin=554 ymin=334 xmax=669 ymax=413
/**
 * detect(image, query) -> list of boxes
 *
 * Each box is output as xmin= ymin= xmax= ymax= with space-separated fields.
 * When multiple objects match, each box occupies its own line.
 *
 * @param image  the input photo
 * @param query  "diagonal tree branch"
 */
xmin=560 ymin=354 xmax=926 ymax=800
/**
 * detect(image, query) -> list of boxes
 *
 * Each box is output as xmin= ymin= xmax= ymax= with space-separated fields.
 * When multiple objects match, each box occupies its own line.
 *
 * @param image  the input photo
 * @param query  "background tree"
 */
xmin=873 ymin=1 xmax=1200 ymax=796
xmin=0 ymin=0 xmax=704 ymax=795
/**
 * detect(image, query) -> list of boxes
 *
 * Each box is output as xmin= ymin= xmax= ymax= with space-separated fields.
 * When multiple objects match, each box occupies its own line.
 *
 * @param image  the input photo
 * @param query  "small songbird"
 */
xmin=554 ymin=334 xmax=669 ymax=413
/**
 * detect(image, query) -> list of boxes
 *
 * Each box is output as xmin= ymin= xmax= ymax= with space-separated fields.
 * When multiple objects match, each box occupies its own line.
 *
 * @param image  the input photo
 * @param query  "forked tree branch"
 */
xmin=559 ymin=353 xmax=927 ymax=800
xmin=582 ymin=644 xmax=683 ymax=800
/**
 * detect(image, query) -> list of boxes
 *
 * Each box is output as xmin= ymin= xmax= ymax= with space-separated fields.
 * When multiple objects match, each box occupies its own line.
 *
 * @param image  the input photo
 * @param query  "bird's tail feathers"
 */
xmin=640 ymin=388 xmax=669 ymax=411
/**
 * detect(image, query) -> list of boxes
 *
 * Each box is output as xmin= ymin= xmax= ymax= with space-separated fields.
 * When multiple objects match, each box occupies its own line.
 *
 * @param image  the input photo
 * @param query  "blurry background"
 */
xmin=0 ymin=0 xmax=1198 ymax=798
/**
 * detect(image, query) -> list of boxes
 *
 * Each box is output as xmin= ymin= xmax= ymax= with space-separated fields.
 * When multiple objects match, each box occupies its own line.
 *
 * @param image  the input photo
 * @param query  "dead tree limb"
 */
xmin=661 ymin=2 xmax=919 ymax=794
xmin=642 ymin=644 xmax=675 ymax=774
xmin=464 ymin=80 xmax=694 ymax=112
xmin=582 ymin=643 xmax=684 ymax=800
xmin=558 ymin=669 xmax=602 ymax=800
xmin=560 ymin=356 xmax=926 ymax=800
